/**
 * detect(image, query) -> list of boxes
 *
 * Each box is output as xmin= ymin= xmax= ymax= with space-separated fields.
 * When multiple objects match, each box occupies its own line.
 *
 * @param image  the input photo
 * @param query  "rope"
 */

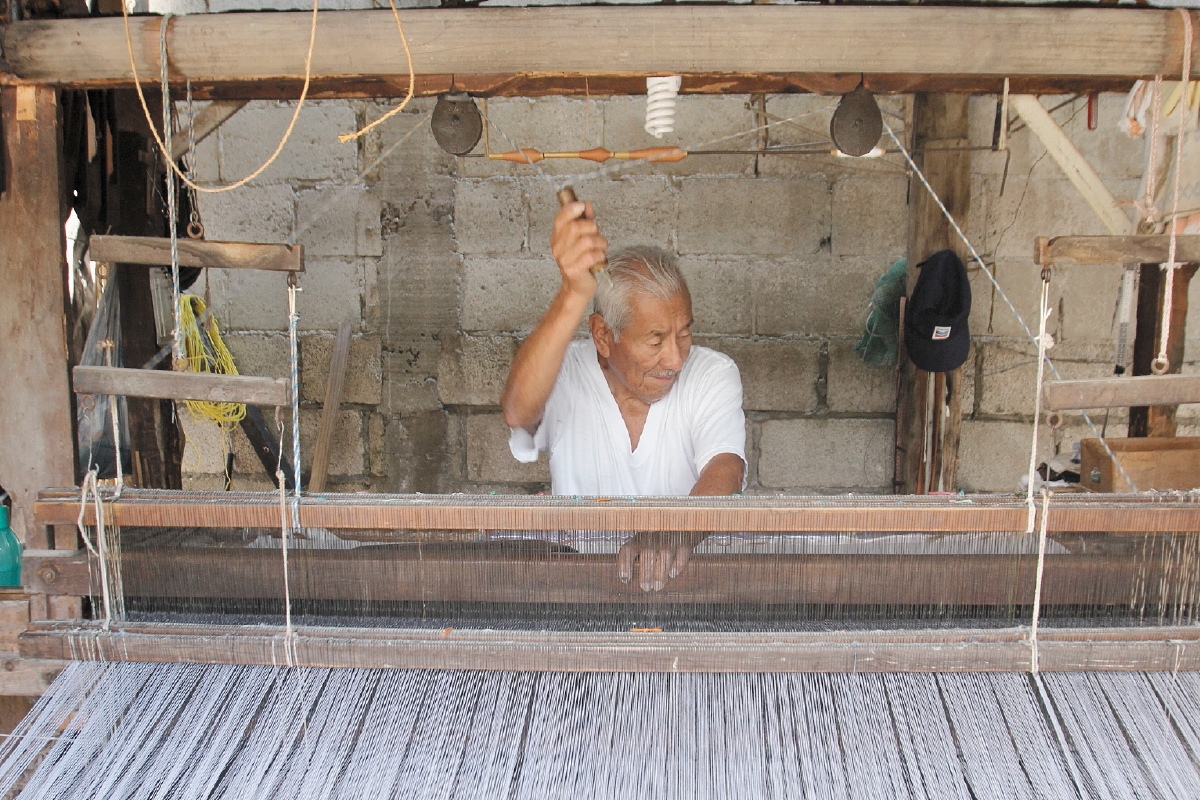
xmin=160 ymin=15 xmax=184 ymax=366
xmin=1142 ymin=76 xmax=1165 ymax=227
xmin=1029 ymin=488 xmax=1050 ymax=674
xmin=123 ymin=0 xmax=319 ymax=193
xmin=336 ymin=0 xmax=414 ymax=143
xmin=178 ymin=295 xmax=247 ymax=430
xmin=287 ymin=279 xmax=302 ymax=504
xmin=76 ymin=471 xmax=113 ymax=631
xmin=1155 ymin=8 xmax=1194 ymax=375
xmin=1026 ymin=274 xmax=1053 ymax=532
xmin=883 ymin=120 xmax=1139 ymax=493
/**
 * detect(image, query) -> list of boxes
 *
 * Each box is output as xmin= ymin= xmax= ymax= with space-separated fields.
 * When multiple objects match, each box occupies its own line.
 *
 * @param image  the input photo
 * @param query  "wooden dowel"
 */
xmin=88 ymin=236 xmax=304 ymax=272
xmin=556 ymin=186 xmax=608 ymax=276
xmin=308 ymin=321 xmax=353 ymax=493
xmin=1044 ymin=374 xmax=1200 ymax=410
xmin=1035 ymin=235 xmax=1200 ymax=266
xmin=487 ymin=148 xmax=542 ymax=164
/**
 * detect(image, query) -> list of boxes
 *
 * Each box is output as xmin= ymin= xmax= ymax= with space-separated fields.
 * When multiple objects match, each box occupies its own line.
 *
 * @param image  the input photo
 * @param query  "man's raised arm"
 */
xmin=500 ymin=201 xmax=608 ymax=430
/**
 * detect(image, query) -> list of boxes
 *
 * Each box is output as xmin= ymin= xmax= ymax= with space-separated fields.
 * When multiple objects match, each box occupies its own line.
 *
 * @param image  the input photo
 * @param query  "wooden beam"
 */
xmin=2 ymin=7 xmax=1197 ymax=92
xmin=169 ymin=100 xmax=246 ymax=161
xmin=0 ymin=86 xmax=75 ymax=548
xmin=1130 ymin=264 xmax=1198 ymax=437
xmin=1010 ymin=95 xmax=1131 ymax=235
xmin=1035 ymin=235 xmax=1200 ymax=266
xmin=88 ymin=235 xmax=304 ymax=272
xmin=20 ymin=620 xmax=1200 ymax=673
xmin=308 ymin=321 xmax=352 ymax=493
xmin=73 ymin=365 xmax=290 ymax=407
xmin=22 ymin=544 xmax=1170 ymax=608
xmin=32 ymin=488 xmax=1200 ymax=533
xmin=1045 ymin=375 xmax=1200 ymax=411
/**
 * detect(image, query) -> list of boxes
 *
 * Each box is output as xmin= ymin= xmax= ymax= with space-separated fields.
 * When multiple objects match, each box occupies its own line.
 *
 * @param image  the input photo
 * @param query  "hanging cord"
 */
xmin=160 ymin=16 xmax=184 ymax=366
xmin=1154 ymin=8 xmax=1194 ymax=375
xmin=76 ymin=471 xmax=113 ymax=631
xmin=337 ymin=0 xmax=414 ymax=143
xmin=1029 ymin=488 xmax=1050 ymax=674
xmin=287 ymin=279 xmax=302 ymax=503
xmin=124 ymin=0 xmax=319 ymax=193
xmin=883 ymin=120 xmax=1139 ymax=493
xmin=276 ymin=442 xmax=294 ymax=650
xmin=1026 ymin=272 xmax=1053 ymax=532
xmin=102 ymin=342 xmax=125 ymax=499
xmin=1140 ymin=76 xmax=1165 ymax=227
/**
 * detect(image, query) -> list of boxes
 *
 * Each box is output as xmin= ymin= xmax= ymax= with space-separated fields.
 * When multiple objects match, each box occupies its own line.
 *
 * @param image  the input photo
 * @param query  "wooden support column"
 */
xmin=896 ymin=94 xmax=971 ymax=493
xmin=0 ymin=86 xmax=74 ymax=547
xmin=1130 ymin=263 xmax=1197 ymax=438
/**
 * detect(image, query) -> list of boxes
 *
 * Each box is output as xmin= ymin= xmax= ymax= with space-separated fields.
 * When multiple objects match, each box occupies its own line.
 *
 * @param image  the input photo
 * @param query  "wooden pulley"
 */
xmin=830 ymin=84 xmax=883 ymax=157
xmin=431 ymin=93 xmax=483 ymax=156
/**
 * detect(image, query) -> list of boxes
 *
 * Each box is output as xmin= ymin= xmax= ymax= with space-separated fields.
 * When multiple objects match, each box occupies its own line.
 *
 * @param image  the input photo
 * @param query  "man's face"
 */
xmin=594 ymin=290 xmax=693 ymax=404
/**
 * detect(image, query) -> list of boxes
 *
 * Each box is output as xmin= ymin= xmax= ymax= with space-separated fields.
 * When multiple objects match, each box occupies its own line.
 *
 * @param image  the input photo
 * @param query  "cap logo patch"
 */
xmin=932 ymin=326 xmax=951 ymax=341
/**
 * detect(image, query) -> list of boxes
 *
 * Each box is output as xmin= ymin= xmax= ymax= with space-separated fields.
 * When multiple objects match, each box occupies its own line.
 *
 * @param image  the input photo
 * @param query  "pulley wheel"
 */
xmin=431 ymin=93 xmax=483 ymax=156
xmin=830 ymin=85 xmax=883 ymax=157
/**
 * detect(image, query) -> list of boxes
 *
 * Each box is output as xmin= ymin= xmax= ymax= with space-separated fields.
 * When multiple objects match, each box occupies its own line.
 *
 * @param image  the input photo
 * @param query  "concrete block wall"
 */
xmin=178 ymin=91 xmax=1198 ymax=496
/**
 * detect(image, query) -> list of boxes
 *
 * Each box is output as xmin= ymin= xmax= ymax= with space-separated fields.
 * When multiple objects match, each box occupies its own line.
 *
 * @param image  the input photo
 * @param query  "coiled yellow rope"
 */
xmin=178 ymin=295 xmax=245 ymax=430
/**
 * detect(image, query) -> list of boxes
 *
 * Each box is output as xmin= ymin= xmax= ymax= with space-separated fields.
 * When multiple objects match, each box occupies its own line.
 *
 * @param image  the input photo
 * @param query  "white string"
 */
xmin=883 ymin=119 xmax=1139 ymax=493
xmin=1029 ymin=489 xmax=1050 ymax=674
xmin=76 ymin=472 xmax=112 ymax=631
xmin=1156 ymin=8 xmax=1194 ymax=375
xmin=107 ymin=386 xmax=124 ymax=499
xmin=1142 ymin=76 xmax=1165 ymax=227
xmin=1027 ymin=275 xmax=1052 ymax=532
xmin=160 ymin=15 xmax=184 ymax=366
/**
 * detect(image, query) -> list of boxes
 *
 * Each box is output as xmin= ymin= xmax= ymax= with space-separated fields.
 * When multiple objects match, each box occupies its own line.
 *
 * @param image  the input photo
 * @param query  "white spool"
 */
xmin=645 ymin=76 xmax=682 ymax=138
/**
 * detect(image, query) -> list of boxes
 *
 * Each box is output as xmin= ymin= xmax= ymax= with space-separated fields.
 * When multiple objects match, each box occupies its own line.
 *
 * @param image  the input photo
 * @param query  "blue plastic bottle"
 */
xmin=0 ymin=507 xmax=22 ymax=587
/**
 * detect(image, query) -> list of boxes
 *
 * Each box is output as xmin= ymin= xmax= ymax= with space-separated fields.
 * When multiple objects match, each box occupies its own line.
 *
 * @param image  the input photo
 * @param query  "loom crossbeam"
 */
xmin=86 ymin=235 xmax=304 ymax=272
xmin=19 ymin=621 xmax=1200 ymax=673
xmin=72 ymin=367 xmax=290 ymax=408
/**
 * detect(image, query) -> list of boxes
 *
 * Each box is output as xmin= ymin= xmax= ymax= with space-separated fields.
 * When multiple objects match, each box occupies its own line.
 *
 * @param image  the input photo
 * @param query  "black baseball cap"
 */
xmin=905 ymin=249 xmax=971 ymax=373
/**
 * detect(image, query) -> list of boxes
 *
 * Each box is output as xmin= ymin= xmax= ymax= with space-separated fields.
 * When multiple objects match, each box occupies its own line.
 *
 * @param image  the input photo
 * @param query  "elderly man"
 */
xmin=501 ymin=200 xmax=746 ymax=592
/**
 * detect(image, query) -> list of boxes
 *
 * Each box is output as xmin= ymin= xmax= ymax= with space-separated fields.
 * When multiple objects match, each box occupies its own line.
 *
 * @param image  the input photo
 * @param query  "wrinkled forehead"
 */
xmin=623 ymin=288 xmax=693 ymax=332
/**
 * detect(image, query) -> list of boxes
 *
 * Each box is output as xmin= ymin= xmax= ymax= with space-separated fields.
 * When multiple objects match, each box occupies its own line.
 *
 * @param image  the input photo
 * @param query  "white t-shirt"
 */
xmin=509 ymin=340 xmax=746 ymax=496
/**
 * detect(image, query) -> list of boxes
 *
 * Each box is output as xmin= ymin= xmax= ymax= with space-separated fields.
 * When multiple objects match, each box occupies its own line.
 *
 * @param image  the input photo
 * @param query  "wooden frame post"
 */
xmin=1130 ymin=263 xmax=1198 ymax=437
xmin=897 ymin=94 xmax=971 ymax=493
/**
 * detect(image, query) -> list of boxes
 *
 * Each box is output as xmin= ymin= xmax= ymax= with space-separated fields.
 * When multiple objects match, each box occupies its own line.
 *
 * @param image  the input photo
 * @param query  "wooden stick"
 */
xmin=308 ymin=322 xmax=353 ymax=493
xmin=1035 ymin=235 xmax=1200 ymax=266
xmin=1044 ymin=374 xmax=1200 ymax=411
xmin=489 ymin=146 xmax=687 ymax=164
xmin=88 ymin=236 xmax=304 ymax=272
xmin=20 ymin=620 xmax=1200 ymax=673
xmin=168 ymin=100 xmax=247 ymax=161
xmin=73 ymin=366 xmax=290 ymax=407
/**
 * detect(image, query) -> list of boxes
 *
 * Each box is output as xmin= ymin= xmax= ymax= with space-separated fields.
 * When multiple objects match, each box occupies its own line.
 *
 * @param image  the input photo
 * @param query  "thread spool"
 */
xmin=557 ymin=186 xmax=608 ymax=278
xmin=645 ymin=76 xmax=682 ymax=139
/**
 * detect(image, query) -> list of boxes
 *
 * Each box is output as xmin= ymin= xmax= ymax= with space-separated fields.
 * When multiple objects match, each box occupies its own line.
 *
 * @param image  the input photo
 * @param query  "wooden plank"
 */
xmin=0 ymin=86 xmax=75 ymax=549
xmin=1035 ymin=235 xmax=1200 ymax=266
xmin=88 ymin=235 xmax=304 ymax=272
xmin=20 ymin=621 xmax=1200 ymax=673
xmin=1130 ymin=264 xmax=1198 ymax=437
xmin=1044 ymin=375 xmax=1200 ymax=410
xmin=169 ymin=100 xmax=247 ymax=161
xmin=1010 ymin=95 xmax=1131 ymax=235
xmin=32 ymin=488 xmax=1200 ymax=532
xmin=308 ymin=322 xmax=353 ymax=493
xmin=73 ymin=365 xmax=290 ymax=407
xmin=21 ymin=550 xmax=89 ymax=596
xmin=2 ymin=7 xmax=1197 ymax=89
xmin=0 ymin=652 xmax=66 ymax=695
xmin=1080 ymin=437 xmax=1200 ymax=492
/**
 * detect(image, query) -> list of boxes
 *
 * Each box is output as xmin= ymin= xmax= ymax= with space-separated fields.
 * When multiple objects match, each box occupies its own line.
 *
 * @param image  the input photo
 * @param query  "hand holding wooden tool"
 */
xmin=556 ymin=186 xmax=609 ymax=280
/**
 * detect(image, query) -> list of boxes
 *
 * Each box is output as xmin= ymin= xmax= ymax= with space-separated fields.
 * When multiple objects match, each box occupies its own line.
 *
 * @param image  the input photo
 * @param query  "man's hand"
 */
xmin=550 ymin=200 xmax=607 ymax=299
xmin=618 ymin=532 xmax=705 ymax=592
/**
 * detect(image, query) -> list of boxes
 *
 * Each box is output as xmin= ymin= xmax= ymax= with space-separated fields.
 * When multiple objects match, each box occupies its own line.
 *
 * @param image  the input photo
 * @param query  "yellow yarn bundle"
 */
xmin=179 ymin=294 xmax=245 ymax=430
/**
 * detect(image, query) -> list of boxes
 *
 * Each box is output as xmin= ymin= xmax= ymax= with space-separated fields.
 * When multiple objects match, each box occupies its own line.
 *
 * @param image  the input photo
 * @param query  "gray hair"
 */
xmin=594 ymin=247 xmax=689 ymax=339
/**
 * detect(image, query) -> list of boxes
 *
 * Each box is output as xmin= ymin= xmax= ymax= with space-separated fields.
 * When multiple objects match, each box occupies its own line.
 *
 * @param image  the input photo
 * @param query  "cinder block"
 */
xmin=677 ymin=177 xmax=830 ymax=256
xmin=601 ymin=95 xmax=757 ymax=177
xmin=831 ymin=176 xmax=908 ymax=258
xmin=461 ymin=256 xmax=562 ymax=332
xmin=453 ymin=179 xmax=526 ymax=254
xmin=753 ymin=257 xmax=882 ymax=336
xmin=299 ymin=407 xmax=364 ymax=476
xmin=222 ymin=333 xmax=290 ymax=378
xmin=179 ymin=412 xmax=228 ymax=475
xmin=183 ymin=474 xmax=226 ymax=491
xmin=384 ymin=378 xmax=441 ymax=415
xmin=680 ymin=258 xmax=754 ymax=335
xmin=149 ymin=0 xmax=205 ymax=13
xmin=361 ymin=98 xmax=456 ymax=191
xmin=295 ymin=258 xmax=364 ymax=332
xmin=978 ymin=344 xmax=1117 ymax=416
xmin=301 ymin=332 xmax=382 ymax=405
xmin=526 ymin=176 xmax=675 ymax=257
xmin=294 ymin=187 xmax=383 ymax=257
xmin=218 ymin=101 xmax=357 ymax=183
xmin=826 ymin=340 xmax=898 ymax=414
xmin=459 ymin=97 xmax=597 ymax=178
xmin=384 ymin=409 xmax=453 ymax=493
xmin=965 ymin=260 xmax=1042 ymax=341
xmin=196 ymin=184 xmax=294 ymax=244
xmin=757 ymin=418 xmax=895 ymax=489
xmin=465 ymin=413 xmax=550 ymax=483
xmin=376 ymin=215 xmax=460 ymax=346
xmin=438 ymin=334 xmax=519 ymax=406
xmin=1056 ymin=264 xmax=1125 ymax=343
xmin=204 ymin=269 xmax=289 ymax=331
xmin=958 ymin=419 xmax=1052 ymax=493
xmin=700 ymin=336 xmax=819 ymax=413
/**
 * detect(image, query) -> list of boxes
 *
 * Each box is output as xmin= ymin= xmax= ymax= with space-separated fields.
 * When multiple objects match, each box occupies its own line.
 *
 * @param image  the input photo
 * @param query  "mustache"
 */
xmin=648 ymin=370 xmax=678 ymax=379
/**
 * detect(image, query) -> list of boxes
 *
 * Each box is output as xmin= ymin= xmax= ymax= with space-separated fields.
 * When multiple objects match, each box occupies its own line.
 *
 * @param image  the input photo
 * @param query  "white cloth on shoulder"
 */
xmin=509 ymin=339 xmax=746 ymax=496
